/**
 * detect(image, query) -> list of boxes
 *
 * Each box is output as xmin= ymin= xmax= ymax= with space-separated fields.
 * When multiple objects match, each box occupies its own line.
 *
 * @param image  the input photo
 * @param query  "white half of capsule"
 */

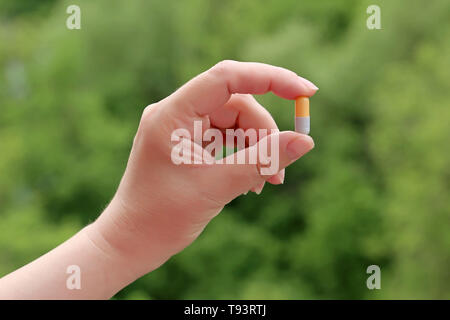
xmin=295 ymin=117 xmax=310 ymax=135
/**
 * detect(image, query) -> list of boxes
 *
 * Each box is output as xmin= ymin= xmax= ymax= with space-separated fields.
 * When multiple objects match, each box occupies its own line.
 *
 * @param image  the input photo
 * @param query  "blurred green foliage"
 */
xmin=0 ymin=0 xmax=449 ymax=299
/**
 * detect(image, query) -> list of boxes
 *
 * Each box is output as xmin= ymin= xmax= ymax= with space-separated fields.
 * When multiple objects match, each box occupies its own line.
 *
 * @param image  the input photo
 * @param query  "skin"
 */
xmin=0 ymin=61 xmax=317 ymax=299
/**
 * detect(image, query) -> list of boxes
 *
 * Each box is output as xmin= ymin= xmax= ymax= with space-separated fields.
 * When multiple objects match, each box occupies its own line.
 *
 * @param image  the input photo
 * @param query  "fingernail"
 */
xmin=299 ymin=77 xmax=319 ymax=91
xmin=243 ymin=191 xmax=248 ymax=195
xmin=254 ymin=181 xmax=265 ymax=195
xmin=276 ymin=169 xmax=285 ymax=184
xmin=286 ymin=136 xmax=314 ymax=161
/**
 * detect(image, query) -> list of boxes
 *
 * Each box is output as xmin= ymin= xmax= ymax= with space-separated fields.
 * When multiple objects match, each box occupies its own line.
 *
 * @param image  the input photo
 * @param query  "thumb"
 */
xmin=203 ymin=131 xmax=314 ymax=204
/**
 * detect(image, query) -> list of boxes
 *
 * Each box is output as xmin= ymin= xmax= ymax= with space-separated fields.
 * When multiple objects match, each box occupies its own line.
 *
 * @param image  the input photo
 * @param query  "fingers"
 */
xmin=202 ymin=131 xmax=314 ymax=204
xmin=266 ymin=168 xmax=285 ymax=185
xmin=209 ymin=94 xmax=285 ymax=186
xmin=209 ymin=94 xmax=278 ymax=133
xmin=169 ymin=60 xmax=318 ymax=116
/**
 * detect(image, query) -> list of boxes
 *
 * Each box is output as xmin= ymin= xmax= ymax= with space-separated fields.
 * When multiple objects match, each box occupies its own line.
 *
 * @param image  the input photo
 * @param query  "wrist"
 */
xmin=82 ymin=222 xmax=139 ymax=294
xmin=89 ymin=196 xmax=173 ymax=280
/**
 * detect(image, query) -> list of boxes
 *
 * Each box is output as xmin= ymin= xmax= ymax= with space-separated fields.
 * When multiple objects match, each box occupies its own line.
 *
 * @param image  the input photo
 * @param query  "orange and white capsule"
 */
xmin=295 ymin=96 xmax=310 ymax=135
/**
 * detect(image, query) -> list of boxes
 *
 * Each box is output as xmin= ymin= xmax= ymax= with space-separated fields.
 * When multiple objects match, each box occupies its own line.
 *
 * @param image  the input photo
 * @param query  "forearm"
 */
xmin=0 ymin=214 xmax=138 ymax=299
xmin=0 ymin=196 xmax=185 ymax=300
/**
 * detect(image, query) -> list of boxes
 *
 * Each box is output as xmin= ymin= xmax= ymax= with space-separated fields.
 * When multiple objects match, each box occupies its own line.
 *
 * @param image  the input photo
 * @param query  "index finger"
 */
xmin=169 ymin=60 xmax=318 ymax=116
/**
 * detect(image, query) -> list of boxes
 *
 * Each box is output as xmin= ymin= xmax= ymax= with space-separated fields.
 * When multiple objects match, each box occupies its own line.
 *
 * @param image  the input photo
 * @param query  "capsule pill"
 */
xmin=295 ymin=96 xmax=310 ymax=135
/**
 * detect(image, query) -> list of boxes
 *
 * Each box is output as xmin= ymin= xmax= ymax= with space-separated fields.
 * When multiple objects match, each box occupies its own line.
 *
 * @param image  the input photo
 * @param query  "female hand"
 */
xmin=89 ymin=60 xmax=318 ymax=279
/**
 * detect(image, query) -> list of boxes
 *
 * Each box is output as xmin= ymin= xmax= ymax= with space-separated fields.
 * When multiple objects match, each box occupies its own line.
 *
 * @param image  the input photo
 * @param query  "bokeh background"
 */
xmin=1 ymin=0 xmax=449 ymax=299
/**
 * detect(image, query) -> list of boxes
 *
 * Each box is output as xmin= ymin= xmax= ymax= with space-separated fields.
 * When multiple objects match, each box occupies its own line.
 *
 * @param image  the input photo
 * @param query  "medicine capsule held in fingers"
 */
xmin=295 ymin=96 xmax=310 ymax=135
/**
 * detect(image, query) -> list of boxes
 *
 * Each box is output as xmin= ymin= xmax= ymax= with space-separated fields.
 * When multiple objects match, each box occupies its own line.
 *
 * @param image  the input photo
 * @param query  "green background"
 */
xmin=1 ymin=0 xmax=449 ymax=299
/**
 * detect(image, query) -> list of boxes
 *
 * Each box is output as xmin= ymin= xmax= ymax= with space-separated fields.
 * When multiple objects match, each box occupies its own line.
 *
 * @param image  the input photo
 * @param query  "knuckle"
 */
xmin=141 ymin=103 xmax=157 ymax=121
xmin=283 ymin=67 xmax=298 ymax=78
xmin=252 ymin=163 xmax=265 ymax=181
xmin=239 ymin=163 xmax=261 ymax=185
xmin=137 ymin=103 xmax=161 ymax=140
xmin=209 ymin=59 xmax=237 ymax=77
xmin=232 ymin=93 xmax=253 ymax=104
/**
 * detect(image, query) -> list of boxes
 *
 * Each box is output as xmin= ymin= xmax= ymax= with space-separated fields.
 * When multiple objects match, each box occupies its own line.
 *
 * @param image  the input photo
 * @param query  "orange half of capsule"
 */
xmin=295 ymin=96 xmax=310 ymax=117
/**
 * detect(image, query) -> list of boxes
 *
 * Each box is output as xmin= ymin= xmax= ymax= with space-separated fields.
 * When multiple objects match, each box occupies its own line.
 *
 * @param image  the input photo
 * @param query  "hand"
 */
xmin=88 ymin=60 xmax=318 ymax=279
